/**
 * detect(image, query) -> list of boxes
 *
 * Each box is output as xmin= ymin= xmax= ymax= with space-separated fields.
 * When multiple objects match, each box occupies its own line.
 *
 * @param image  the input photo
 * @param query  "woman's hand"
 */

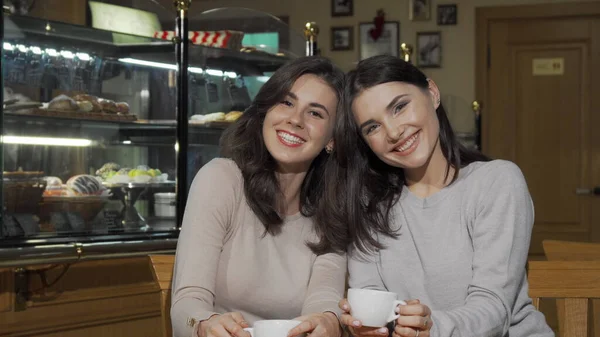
xmin=338 ymin=299 xmax=390 ymax=337
xmin=198 ymin=312 xmax=251 ymax=337
xmin=393 ymin=300 xmax=433 ymax=337
xmin=287 ymin=312 xmax=342 ymax=337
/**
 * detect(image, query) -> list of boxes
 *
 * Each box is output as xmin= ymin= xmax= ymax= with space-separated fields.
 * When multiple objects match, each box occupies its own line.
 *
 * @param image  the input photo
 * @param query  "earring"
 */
xmin=325 ymin=146 xmax=333 ymax=154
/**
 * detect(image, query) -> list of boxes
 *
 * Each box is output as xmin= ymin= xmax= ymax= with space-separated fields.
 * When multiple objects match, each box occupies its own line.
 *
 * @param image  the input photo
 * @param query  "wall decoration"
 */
xmin=358 ymin=10 xmax=399 ymax=60
xmin=437 ymin=4 xmax=457 ymax=25
xmin=331 ymin=26 xmax=354 ymax=51
xmin=332 ymin=0 xmax=353 ymax=17
xmin=359 ymin=21 xmax=399 ymax=60
xmin=409 ymin=0 xmax=431 ymax=21
xmin=417 ymin=31 xmax=441 ymax=68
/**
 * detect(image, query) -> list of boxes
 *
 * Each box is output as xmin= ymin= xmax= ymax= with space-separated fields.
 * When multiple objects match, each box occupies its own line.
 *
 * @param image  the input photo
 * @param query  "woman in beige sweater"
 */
xmin=171 ymin=57 xmax=348 ymax=337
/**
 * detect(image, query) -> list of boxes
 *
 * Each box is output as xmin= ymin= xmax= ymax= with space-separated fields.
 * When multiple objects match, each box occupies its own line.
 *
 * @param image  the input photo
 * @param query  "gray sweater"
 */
xmin=348 ymin=160 xmax=554 ymax=337
xmin=171 ymin=159 xmax=346 ymax=337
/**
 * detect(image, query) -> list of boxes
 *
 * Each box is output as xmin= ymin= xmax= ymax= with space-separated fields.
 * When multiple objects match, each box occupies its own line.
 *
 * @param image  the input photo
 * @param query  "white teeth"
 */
xmin=278 ymin=131 xmax=305 ymax=145
xmin=396 ymin=133 xmax=418 ymax=152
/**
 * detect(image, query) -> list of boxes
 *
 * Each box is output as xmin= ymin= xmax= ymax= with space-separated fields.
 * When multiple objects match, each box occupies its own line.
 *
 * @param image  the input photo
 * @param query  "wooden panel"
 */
xmin=563 ymin=299 xmax=588 ymax=337
xmin=543 ymin=239 xmax=600 ymax=337
xmin=34 ymin=316 xmax=161 ymax=337
xmin=528 ymin=261 xmax=600 ymax=298
xmin=485 ymin=15 xmax=597 ymax=258
xmin=590 ymin=6 xmax=600 ymax=245
xmin=529 ymin=261 xmax=600 ymax=337
xmin=149 ymin=254 xmax=175 ymax=291
xmin=149 ymin=255 xmax=175 ymax=337
xmin=0 ymin=269 xmax=13 ymax=313
xmin=476 ymin=2 xmax=600 ymax=20
xmin=543 ymin=240 xmax=600 ymax=261
xmin=513 ymin=44 xmax=588 ymax=227
xmin=507 ymin=19 xmax=590 ymax=43
xmin=0 ymin=257 xmax=164 ymax=337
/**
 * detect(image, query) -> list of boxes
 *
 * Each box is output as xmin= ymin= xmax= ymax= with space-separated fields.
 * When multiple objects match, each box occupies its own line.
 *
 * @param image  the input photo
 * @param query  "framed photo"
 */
xmin=409 ymin=0 xmax=431 ymax=21
xmin=437 ymin=4 xmax=457 ymax=25
xmin=331 ymin=0 xmax=353 ymax=17
xmin=417 ymin=31 xmax=441 ymax=68
xmin=331 ymin=26 xmax=354 ymax=51
xmin=358 ymin=21 xmax=400 ymax=61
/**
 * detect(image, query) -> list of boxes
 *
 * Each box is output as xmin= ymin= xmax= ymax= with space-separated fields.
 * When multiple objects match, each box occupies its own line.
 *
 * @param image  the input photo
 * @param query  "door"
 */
xmin=477 ymin=3 xmax=600 ymax=259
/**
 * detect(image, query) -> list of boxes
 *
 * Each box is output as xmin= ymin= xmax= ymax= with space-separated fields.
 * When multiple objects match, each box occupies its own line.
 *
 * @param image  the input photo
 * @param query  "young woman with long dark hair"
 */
xmin=171 ymin=56 xmax=348 ymax=337
xmin=337 ymin=55 xmax=553 ymax=337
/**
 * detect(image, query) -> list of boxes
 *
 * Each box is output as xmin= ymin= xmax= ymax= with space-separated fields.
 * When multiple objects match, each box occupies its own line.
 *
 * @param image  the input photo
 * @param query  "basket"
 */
xmin=39 ymin=196 xmax=108 ymax=223
xmin=3 ymin=178 xmax=47 ymax=214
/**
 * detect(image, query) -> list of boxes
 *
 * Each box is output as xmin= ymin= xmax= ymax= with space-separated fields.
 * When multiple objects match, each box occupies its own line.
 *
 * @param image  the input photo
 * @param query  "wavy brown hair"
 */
xmin=220 ymin=56 xmax=348 ymax=255
xmin=340 ymin=55 xmax=491 ymax=254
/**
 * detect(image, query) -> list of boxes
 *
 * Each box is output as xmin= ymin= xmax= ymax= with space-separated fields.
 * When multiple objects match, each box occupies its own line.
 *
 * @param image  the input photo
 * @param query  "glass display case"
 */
xmin=0 ymin=1 xmax=306 ymax=265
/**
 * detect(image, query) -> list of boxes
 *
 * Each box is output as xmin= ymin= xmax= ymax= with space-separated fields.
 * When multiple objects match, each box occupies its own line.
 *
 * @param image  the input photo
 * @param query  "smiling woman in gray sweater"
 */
xmin=171 ymin=57 xmax=348 ymax=337
xmin=335 ymin=55 xmax=554 ymax=337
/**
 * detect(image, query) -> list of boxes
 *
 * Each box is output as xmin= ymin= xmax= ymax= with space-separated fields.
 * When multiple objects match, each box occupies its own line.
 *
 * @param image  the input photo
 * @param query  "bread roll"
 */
xmin=76 ymin=100 xmax=94 ymax=112
xmin=73 ymin=94 xmax=102 ymax=112
xmin=225 ymin=111 xmax=243 ymax=122
xmin=115 ymin=102 xmax=130 ymax=114
xmin=99 ymin=99 xmax=117 ymax=114
xmin=48 ymin=94 xmax=78 ymax=111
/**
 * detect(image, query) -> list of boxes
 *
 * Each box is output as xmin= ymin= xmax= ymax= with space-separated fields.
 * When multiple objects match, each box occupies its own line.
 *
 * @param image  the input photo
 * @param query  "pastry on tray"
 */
xmin=48 ymin=94 xmax=78 ymax=111
xmin=72 ymin=94 xmax=102 ymax=112
xmin=97 ymin=163 xmax=167 ymax=184
xmin=41 ymin=94 xmax=132 ymax=117
xmin=190 ymin=112 xmax=226 ymax=124
xmin=115 ymin=102 xmax=130 ymax=114
xmin=66 ymin=174 xmax=105 ymax=196
xmin=224 ymin=110 xmax=243 ymax=122
xmin=98 ymin=98 xmax=118 ymax=114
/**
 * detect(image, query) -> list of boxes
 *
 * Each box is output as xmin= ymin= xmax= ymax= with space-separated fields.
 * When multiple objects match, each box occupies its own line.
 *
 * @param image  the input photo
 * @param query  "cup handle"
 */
xmin=387 ymin=300 xmax=407 ymax=322
xmin=244 ymin=327 xmax=253 ymax=337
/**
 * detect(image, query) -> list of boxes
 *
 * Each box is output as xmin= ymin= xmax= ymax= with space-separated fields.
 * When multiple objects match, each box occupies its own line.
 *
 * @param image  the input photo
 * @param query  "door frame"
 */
xmin=475 ymin=2 xmax=600 ymax=243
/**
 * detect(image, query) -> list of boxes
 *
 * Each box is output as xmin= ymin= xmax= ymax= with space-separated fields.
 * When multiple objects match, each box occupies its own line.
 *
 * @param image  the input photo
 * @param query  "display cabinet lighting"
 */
xmin=118 ymin=58 xmax=237 ymax=78
xmin=60 ymin=50 xmax=74 ymax=59
xmin=2 ymin=43 xmax=92 ymax=60
xmin=45 ymin=48 xmax=58 ymax=56
xmin=2 ymin=136 xmax=93 ymax=147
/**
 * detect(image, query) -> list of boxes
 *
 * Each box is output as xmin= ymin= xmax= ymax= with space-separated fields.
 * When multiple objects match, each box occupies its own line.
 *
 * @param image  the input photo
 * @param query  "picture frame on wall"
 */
xmin=417 ymin=31 xmax=441 ymax=68
xmin=409 ymin=0 xmax=431 ymax=21
xmin=358 ymin=21 xmax=400 ymax=61
xmin=331 ymin=26 xmax=354 ymax=51
xmin=437 ymin=4 xmax=457 ymax=25
xmin=331 ymin=0 xmax=353 ymax=17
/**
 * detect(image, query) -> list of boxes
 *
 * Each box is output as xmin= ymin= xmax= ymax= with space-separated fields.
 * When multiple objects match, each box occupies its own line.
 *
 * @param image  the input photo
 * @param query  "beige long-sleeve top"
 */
xmin=171 ymin=158 xmax=347 ymax=337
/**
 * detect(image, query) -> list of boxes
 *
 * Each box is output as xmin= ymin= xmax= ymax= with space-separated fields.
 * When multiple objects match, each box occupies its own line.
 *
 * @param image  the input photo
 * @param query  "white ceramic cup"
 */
xmin=347 ymin=288 xmax=407 ymax=327
xmin=243 ymin=320 xmax=302 ymax=337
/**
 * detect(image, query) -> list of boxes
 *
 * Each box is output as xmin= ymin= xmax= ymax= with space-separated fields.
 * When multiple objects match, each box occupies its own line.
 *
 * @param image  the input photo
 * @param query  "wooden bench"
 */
xmin=149 ymin=256 xmax=600 ymax=337
xmin=543 ymin=240 xmax=600 ymax=337
xmin=528 ymin=260 xmax=600 ymax=337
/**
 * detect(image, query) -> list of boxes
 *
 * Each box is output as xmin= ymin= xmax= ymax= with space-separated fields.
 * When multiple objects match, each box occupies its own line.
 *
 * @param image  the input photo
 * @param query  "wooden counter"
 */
xmin=0 ymin=257 xmax=163 ymax=337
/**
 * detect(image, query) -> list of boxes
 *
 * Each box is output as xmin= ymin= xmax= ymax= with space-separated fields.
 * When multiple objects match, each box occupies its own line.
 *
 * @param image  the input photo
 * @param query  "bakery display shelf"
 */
xmin=9 ymin=108 xmax=138 ymax=121
xmin=102 ymin=181 xmax=176 ymax=189
xmin=0 ymin=234 xmax=178 ymax=267
xmin=5 ymin=14 xmax=172 ymax=56
xmin=5 ymin=113 xmax=236 ymax=129
xmin=5 ymin=14 xmax=291 ymax=76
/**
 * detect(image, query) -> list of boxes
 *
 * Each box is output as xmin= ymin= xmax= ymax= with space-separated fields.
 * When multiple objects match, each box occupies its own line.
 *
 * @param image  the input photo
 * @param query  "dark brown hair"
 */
xmin=220 ymin=56 xmax=348 ymax=255
xmin=340 ymin=55 xmax=491 ymax=254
